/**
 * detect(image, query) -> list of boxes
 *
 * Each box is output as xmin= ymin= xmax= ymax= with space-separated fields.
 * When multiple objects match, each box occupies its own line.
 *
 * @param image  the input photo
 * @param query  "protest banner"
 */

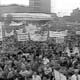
xmin=30 ymin=31 xmax=47 ymax=41
xmin=49 ymin=30 xmax=67 ymax=38
xmin=5 ymin=30 xmax=14 ymax=37
xmin=17 ymin=33 xmax=29 ymax=41
xmin=16 ymin=29 xmax=29 ymax=41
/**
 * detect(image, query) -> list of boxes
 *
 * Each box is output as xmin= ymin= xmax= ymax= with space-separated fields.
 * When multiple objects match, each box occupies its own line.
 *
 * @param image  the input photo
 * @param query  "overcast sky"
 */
xmin=0 ymin=0 xmax=29 ymax=6
xmin=1 ymin=0 xmax=80 ymax=16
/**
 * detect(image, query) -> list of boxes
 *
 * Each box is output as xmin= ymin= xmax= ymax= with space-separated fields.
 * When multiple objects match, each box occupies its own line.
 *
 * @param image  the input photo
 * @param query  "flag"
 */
xmin=54 ymin=69 xmax=67 ymax=80
xmin=60 ymin=72 xmax=67 ymax=80
xmin=54 ymin=69 xmax=60 ymax=80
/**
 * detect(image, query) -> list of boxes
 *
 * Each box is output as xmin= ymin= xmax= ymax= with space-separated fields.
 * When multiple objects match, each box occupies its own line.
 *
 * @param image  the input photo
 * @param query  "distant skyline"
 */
xmin=1 ymin=0 xmax=80 ymax=16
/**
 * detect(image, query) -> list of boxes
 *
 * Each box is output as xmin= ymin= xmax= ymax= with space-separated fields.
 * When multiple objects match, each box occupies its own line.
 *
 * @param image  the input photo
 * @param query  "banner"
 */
xmin=3 ymin=13 xmax=51 ymax=20
xmin=5 ymin=30 xmax=14 ymax=37
xmin=16 ymin=29 xmax=24 ymax=34
xmin=54 ymin=69 xmax=67 ymax=80
xmin=76 ymin=31 xmax=80 ymax=35
xmin=16 ymin=29 xmax=29 ymax=41
xmin=49 ymin=30 xmax=67 ymax=38
xmin=9 ymin=21 xmax=23 ymax=26
xmin=30 ymin=32 xmax=47 ymax=41
xmin=17 ymin=33 xmax=29 ymax=41
xmin=30 ymin=34 xmax=47 ymax=41
xmin=25 ymin=23 xmax=38 ymax=33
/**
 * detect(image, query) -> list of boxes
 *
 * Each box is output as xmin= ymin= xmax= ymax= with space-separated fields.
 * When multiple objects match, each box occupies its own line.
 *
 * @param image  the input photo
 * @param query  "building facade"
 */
xmin=29 ymin=0 xmax=51 ymax=13
xmin=0 ymin=0 xmax=51 ymax=14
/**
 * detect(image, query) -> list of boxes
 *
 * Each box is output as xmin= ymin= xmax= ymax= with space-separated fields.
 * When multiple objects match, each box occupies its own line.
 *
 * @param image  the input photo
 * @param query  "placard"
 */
xmin=49 ymin=31 xmax=67 ymax=38
xmin=17 ymin=34 xmax=29 ymax=41
xmin=30 ymin=32 xmax=47 ymax=41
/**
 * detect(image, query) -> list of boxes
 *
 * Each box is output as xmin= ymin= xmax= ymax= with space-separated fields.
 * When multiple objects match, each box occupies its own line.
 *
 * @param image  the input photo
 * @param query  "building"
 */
xmin=2 ymin=13 xmax=52 ymax=32
xmin=2 ymin=13 xmax=52 ymax=21
xmin=29 ymin=0 xmax=51 ymax=13
xmin=0 ymin=0 xmax=51 ymax=14
xmin=0 ymin=4 xmax=30 ymax=14
xmin=71 ymin=8 xmax=80 ymax=16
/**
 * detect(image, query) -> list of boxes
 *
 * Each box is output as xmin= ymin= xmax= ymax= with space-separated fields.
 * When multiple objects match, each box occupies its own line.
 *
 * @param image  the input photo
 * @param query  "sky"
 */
xmin=1 ymin=0 xmax=80 ymax=17
xmin=51 ymin=0 xmax=80 ymax=16
xmin=0 ymin=0 xmax=29 ymax=6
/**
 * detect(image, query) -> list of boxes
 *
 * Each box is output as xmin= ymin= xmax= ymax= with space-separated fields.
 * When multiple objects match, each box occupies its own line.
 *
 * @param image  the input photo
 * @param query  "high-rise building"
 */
xmin=29 ymin=0 xmax=51 ymax=13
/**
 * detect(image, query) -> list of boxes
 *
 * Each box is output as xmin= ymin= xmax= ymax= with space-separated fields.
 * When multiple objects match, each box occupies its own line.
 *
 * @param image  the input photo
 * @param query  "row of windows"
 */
xmin=29 ymin=0 xmax=40 ymax=2
xmin=30 ymin=2 xmax=40 ymax=6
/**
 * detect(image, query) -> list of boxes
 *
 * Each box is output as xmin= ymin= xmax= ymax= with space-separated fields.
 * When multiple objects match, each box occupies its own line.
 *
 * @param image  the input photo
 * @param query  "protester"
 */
xmin=71 ymin=69 xmax=80 ymax=80
xmin=0 ymin=39 xmax=80 ymax=80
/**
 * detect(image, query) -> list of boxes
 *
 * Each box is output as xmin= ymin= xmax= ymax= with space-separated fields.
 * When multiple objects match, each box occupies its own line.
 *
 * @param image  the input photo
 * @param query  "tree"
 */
xmin=5 ymin=14 xmax=13 ymax=24
xmin=4 ymin=14 xmax=13 ymax=33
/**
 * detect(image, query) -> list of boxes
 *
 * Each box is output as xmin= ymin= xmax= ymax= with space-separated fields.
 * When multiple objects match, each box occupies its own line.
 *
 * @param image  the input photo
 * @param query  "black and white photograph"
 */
xmin=0 ymin=0 xmax=80 ymax=80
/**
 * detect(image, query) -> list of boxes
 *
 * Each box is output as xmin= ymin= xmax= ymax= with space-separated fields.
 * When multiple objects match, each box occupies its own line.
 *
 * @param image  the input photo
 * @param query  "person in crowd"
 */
xmin=32 ymin=72 xmax=41 ymax=80
xmin=71 ymin=69 xmax=80 ymax=80
xmin=1 ymin=40 xmax=80 ymax=80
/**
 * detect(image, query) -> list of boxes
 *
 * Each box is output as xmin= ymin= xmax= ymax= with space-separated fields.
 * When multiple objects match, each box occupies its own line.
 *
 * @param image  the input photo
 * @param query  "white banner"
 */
xmin=9 ymin=21 xmax=23 ymax=26
xmin=16 ymin=29 xmax=29 ymax=41
xmin=16 ymin=29 xmax=24 ymax=34
xmin=49 ymin=30 xmax=67 ymax=38
xmin=76 ymin=31 xmax=80 ymax=35
xmin=17 ymin=34 xmax=29 ymax=41
xmin=3 ymin=13 xmax=51 ymax=19
xmin=25 ymin=23 xmax=38 ymax=34
xmin=30 ymin=32 xmax=47 ymax=41
xmin=5 ymin=30 xmax=14 ymax=37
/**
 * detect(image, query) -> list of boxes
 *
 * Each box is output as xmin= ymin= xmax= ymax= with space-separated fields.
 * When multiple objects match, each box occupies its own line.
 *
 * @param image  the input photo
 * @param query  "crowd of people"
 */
xmin=0 ymin=40 xmax=80 ymax=80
